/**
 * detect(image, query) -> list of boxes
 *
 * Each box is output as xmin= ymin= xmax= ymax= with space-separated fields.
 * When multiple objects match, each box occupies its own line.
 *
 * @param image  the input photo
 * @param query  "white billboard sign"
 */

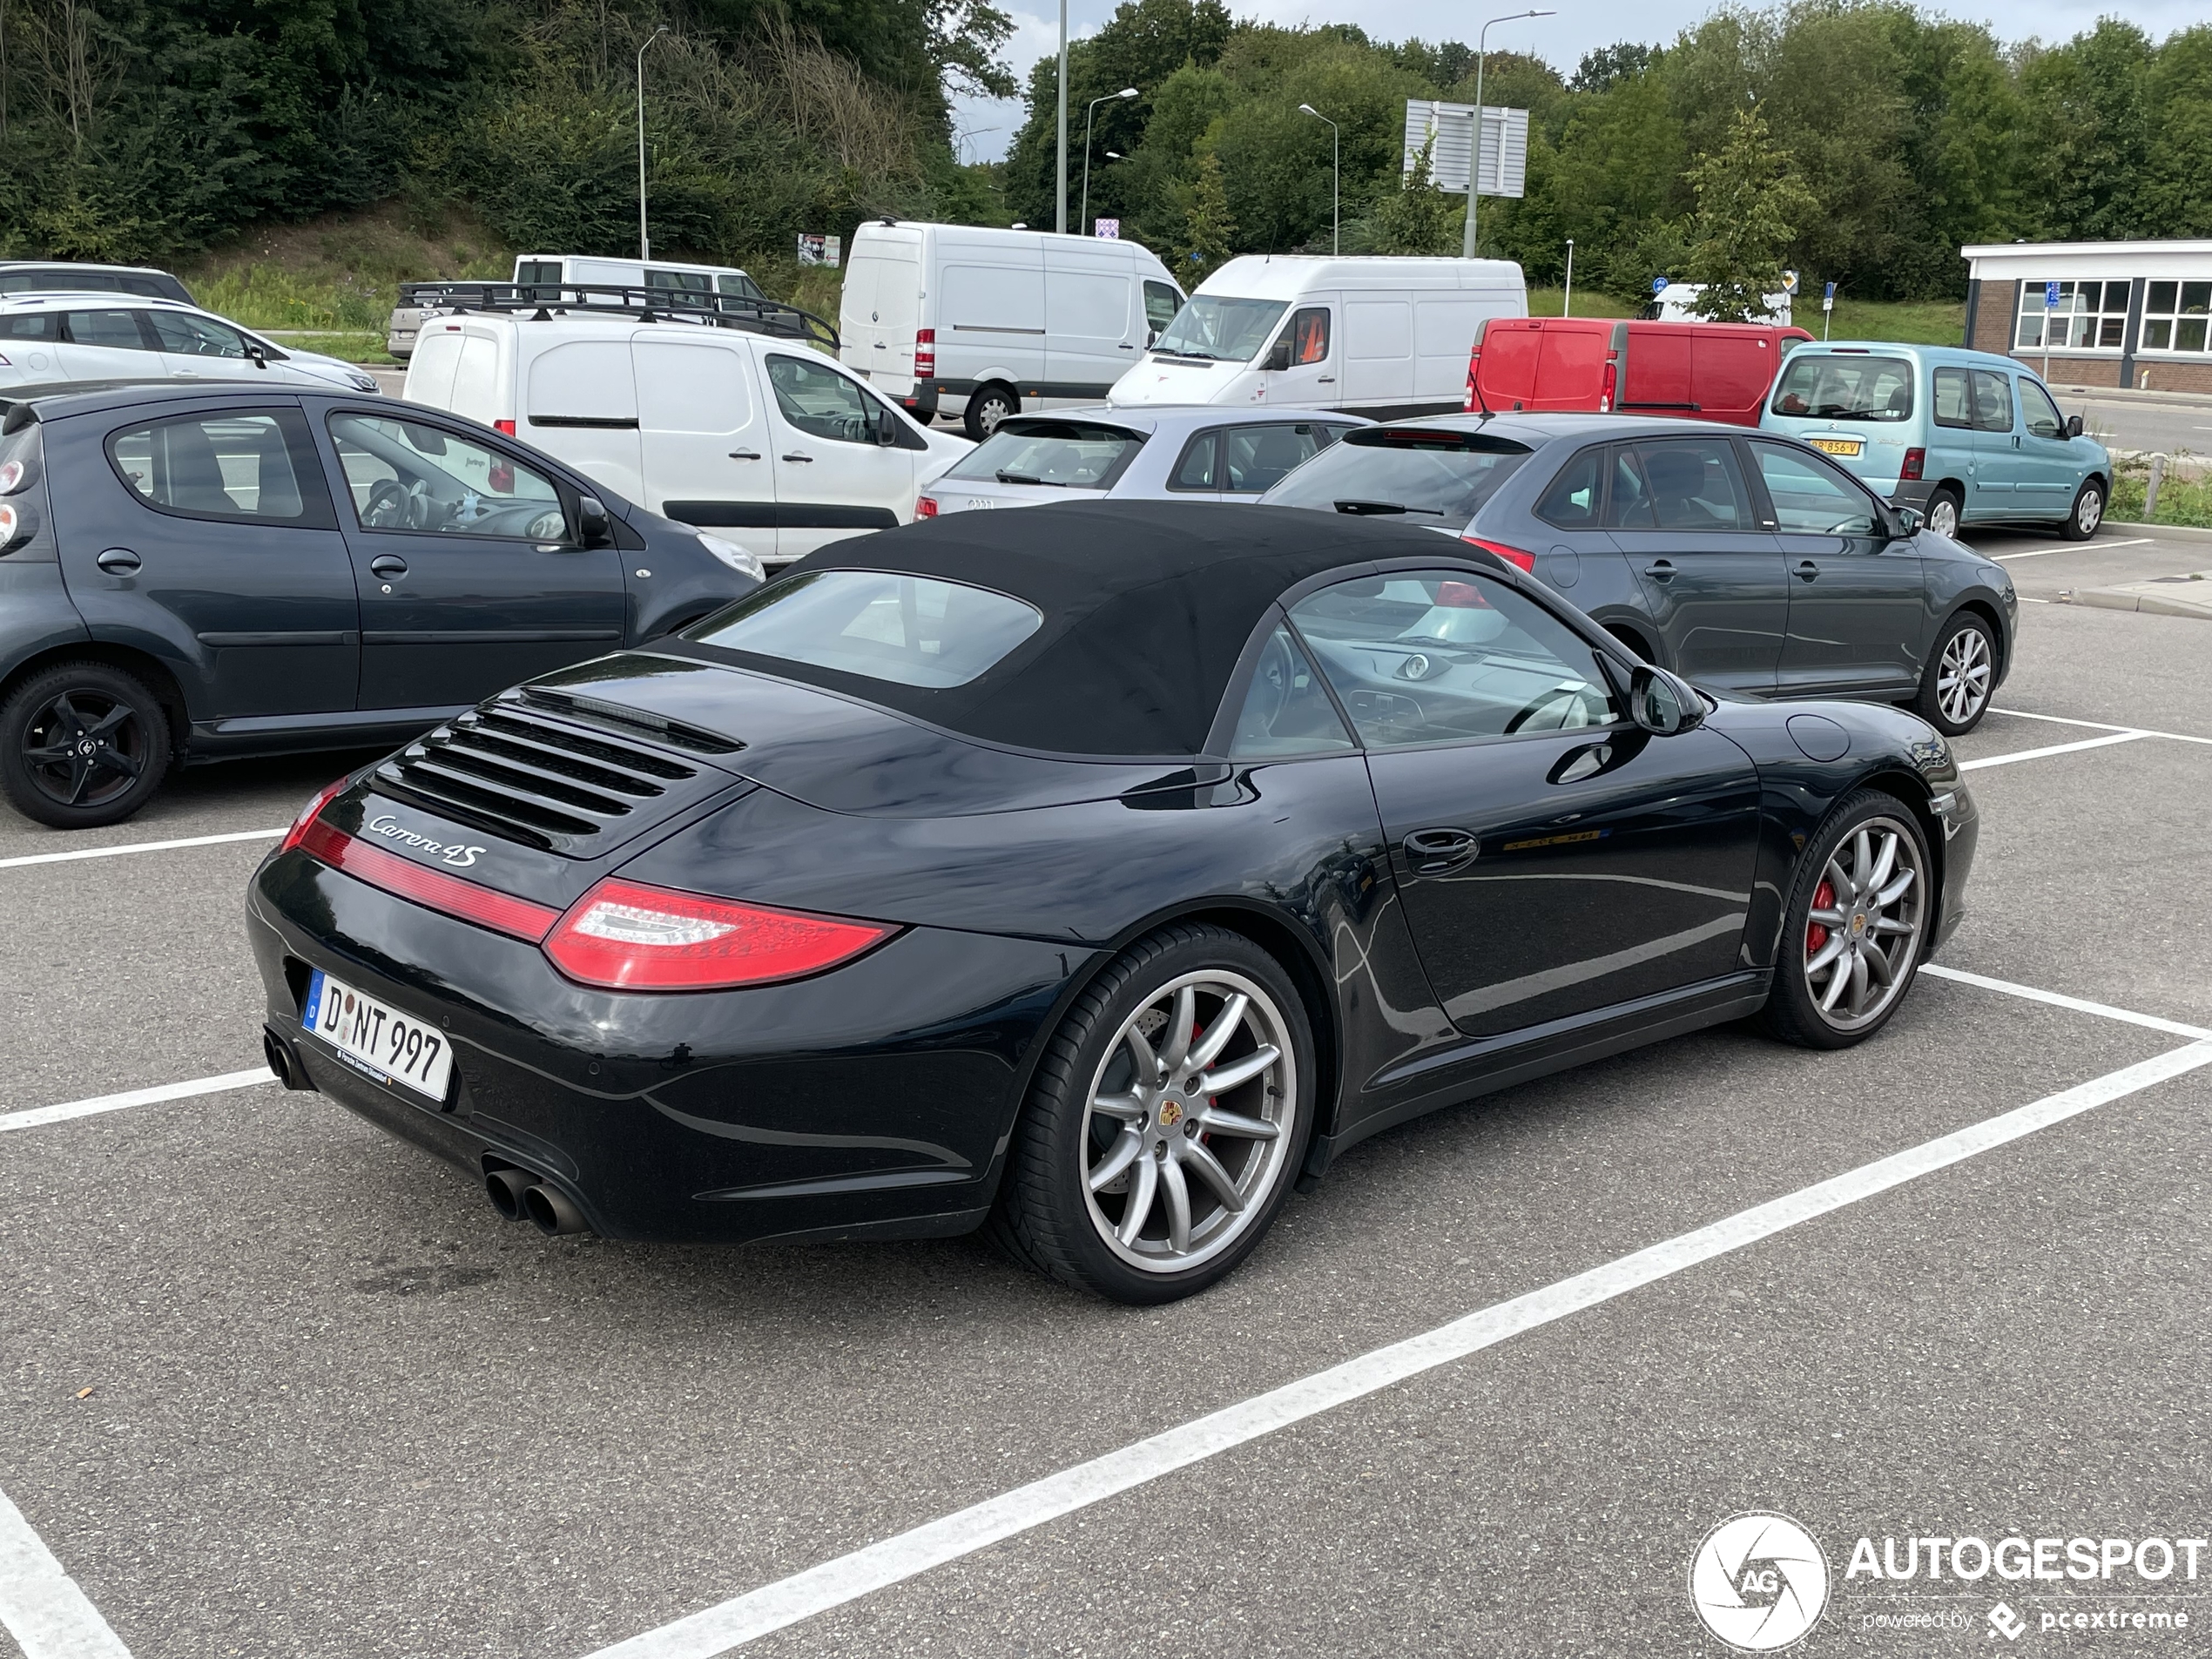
xmin=1403 ymin=99 xmax=1528 ymax=199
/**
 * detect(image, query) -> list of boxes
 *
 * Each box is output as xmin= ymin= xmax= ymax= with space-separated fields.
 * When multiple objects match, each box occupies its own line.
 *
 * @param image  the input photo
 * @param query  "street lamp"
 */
xmin=1081 ymin=88 xmax=1139 ymax=236
xmin=956 ymin=126 xmax=1000 ymax=167
xmin=1462 ymin=10 xmax=1554 ymax=260
xmin=1055 ymin=0 xmax=1069 ymax=232
xmin=1562 ymin=238 xmax=1574 ymax=315
xmin=637 ymin=25 xmax=671 ymax=260
xmin=1299 ymin=104 xmax=1339 ymax=255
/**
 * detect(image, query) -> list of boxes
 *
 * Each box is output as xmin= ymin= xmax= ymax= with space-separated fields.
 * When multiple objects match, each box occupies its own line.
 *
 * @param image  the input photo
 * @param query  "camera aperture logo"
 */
xmin=1691 ymin=1513 xmax=1831 ymax=1651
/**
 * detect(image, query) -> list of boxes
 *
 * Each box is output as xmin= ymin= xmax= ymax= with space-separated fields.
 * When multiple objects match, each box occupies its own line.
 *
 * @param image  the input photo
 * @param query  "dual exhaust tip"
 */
xmin=485 ymin=1165 xmax=589 ymax=1236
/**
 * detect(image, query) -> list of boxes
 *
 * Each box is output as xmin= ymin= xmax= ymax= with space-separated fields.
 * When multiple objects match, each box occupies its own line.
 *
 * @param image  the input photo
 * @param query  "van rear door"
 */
xmin=843 ymin=233 xmax=922 ymax=395
xmin=1689 ymin=327 xmax=1784 ymax=426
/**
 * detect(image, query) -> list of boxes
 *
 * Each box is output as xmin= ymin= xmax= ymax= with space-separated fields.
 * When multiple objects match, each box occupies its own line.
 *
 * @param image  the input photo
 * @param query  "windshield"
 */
xmin=1152 ymin=296 xmax=1289 ymax=362
xmin=1260 ymin=428 xmax=1534 ymax=523
xmin=686 ymin=570 xmax=1043 ymax=690
xmin=1770 ymin=354 xmax=1914 ymax=422
xmin=942 ymin=420 xmax=1144 ymax=489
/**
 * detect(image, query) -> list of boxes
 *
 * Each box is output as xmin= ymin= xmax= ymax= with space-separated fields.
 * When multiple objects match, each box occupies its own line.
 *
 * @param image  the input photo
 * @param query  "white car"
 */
xmin=0 ymin=293 xmax=381 ymax=395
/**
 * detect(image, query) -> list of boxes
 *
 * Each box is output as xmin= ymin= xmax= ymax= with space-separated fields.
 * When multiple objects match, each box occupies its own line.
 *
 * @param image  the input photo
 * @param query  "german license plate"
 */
xmin=1808 ymin=436 xmax=1863 ymax=457
xmin=301 ymin=968 xmax=453 ymax=1103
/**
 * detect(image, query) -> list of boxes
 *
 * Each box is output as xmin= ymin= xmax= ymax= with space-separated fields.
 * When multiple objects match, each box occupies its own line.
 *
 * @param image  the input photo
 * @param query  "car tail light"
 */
xmin=915 ymin=495 xmax=938 ymax=518
xmin=280 ymin=776 xmax=351 ymax=854
xmin=914 ymin=328 xmax=935 ymax=379
xmin=1434 ymin=580 xmax=1493 ymax=610
xmin=1600 ymin=357 xmax=1618 ymax=414
xmin=296 ymin=818 xmax=562 ymax=941
xmin=0 ymin=460 xmax=25 ymax=493
xmin=494 ymin=419 xmax=516 ymax=435
xmin=1901 ymin=446 xmax=1925 ymax=482
xmin=0 ymin=503 xmax=17 ymax=546
xmin=1460 ymin=536 xmax=1537 ymax=573
xmin=545 ymin=879 xmax=895 ymax=991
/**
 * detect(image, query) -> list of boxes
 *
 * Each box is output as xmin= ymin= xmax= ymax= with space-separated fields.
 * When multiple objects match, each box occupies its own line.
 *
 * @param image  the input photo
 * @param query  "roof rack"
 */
xmin=397 ymin=281 xmax=839 ymax=350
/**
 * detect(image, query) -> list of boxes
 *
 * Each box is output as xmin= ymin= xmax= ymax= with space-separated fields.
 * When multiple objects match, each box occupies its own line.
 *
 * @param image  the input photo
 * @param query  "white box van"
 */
xmin=840 ymin=221 xmax=1187 ymax=440
xmin=388 ymin=256 xmax=765 ymax=360
xmin=1648 ymin=280 xmax=1793 ymax=327
xmin=1107 ymin=255 xmax=1526 ymax=419
xmin=403 ymin=295 xmax=968 ymax=567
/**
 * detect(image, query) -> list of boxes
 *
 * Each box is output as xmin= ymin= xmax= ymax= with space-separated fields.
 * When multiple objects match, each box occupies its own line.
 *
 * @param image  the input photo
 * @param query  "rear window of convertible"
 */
xmin=685 ymin=570 xmax=1043 ymax=690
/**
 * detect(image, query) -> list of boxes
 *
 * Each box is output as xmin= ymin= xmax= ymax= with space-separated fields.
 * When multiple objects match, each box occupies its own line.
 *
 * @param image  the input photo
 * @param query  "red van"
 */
xmin=1465 ymin=316 xmax=1813 ymax=426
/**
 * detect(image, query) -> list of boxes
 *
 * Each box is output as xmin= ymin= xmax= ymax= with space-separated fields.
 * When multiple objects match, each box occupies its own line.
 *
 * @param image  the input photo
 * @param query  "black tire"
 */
xmin=1912 ymin=610 xmax=1998 ymax=736
xmin=1922 ymin=484 xmax=1963 ymax=540
xmin=1757 ymin=789 xmax=1932 ymax=1050
xmin=988 ymin=922 xmax=1316 ymax=1304
xmin=0 ymin=660 xmax=171 ymax=828
xmin=2060 ymin=477 xmax=2106 ymax=542
xmin=962 ymin=382 xmax=1018 ymax=442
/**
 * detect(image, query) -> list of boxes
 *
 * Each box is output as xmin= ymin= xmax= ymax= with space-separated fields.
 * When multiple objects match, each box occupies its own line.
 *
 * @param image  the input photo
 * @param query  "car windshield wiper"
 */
xmin=996 ymin=470 xmax=1063 ymax=487
xmin=1334 ymin=499 xmax=1444 ymax=516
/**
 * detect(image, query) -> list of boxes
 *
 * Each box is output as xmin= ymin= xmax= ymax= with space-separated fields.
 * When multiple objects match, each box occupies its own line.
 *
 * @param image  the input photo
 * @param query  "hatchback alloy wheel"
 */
xmin=1935 ymin=625 xmax=1992 ymax=727
xmin=0 ymin=660 xmax=170 ymax=827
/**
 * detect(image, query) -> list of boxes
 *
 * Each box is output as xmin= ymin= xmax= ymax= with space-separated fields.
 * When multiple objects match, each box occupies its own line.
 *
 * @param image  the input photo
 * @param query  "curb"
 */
xmin=2103 ymin=520 xmax=2212 ymax=543
xmin=2074 ymin=583 xmax=2212 ymax=619
xmin=2056 ymin=384 xmax=2212 ymax=411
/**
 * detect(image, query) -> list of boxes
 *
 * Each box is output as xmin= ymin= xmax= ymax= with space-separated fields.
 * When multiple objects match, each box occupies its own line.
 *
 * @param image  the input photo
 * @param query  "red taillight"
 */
xmin=1435 ymin=579 xmax=1492 ymax=610
xmin=915 ymin=495 xmax=937 ymax=518
xmin=543 ymin=879 xmax=894 ymax=991
xmin=494 ymin=419 xmax=516 ymax=435
xmin=280 ymin=777 xmax=350 ymax=854
xmin=0 ymin=503 xmax=17 ymax=545
xmin=1460 ymin=536 xmax=1537 ymax=573
xmin=1600 ymin=358 xmax=1618 ymax=414
xmin=297 ymin=819 xmax=562 ymax=941
xmin=0 ymin=460 xmax=25 ymax=493
xmin=914 ymin=327 xmax=936 ymax=379
xmin=1464 ymin=346 xmax=1481 ymax=412
xmin=1901 ymin=446 xmax=1925 ymax=482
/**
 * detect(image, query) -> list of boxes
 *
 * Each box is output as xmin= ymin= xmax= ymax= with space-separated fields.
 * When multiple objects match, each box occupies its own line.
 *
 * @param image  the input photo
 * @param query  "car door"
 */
xmin=141 ymin=308 xmax=261 ymax=384
xmin=1751 ymin=440 xmax=1926 ymax=696
xmin=1525 ymin=441 xmax=1633 ymax=602
xmin=56 ymin=307 xmax=165 ymax=381
xmin=633 ymin=335 xmax=772 ymax=545
xmin=1607 ymin=435 xmax=1789 ymax=693
xmin=1286 ymin=570 xmax=1760 ymax=1038
xmin=763 ymin=350 xmax=914 ymax=560
xmin=57 ymin=404 xmax=359 ymax=718
xmin=2013 ymin=376 xmax=2081 ymax=516
xmin=1258 ymin=304 xmax=1336 ymax=406
xmin=322 ymin=408 xmax=628 ymax=711
xmin=1964 ymin=368 xmax=2020 ymax=516
xmin=1927 ymin=365 xmax=1978 ymax=508
xmin=0 ymin=310 xmax=63 ymax=383
xmin=1220 ymin=421 xmax=1338 ymax=497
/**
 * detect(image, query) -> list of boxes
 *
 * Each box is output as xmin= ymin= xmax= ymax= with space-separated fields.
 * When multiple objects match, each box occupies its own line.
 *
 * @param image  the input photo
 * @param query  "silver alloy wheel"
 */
xmin=975 ymin=390 xmax=1014 ymax=435
xmin=1935 ymin=625 xmax=1991 ymax=726
xmin=1803 ymin=816 xmax=1925 ymax=1032
xmin=2075 ymin=485 xmax=2104 ymax=536
xmin=1925 ymin=495 xmax=1959 ymax=537
xmin=1080 ymin=970 xmax=1298 ymax=1273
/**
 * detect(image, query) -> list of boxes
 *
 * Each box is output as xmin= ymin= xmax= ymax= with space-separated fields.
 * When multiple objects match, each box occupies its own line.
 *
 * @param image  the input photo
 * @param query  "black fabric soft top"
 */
xmin=715 ymin=501 xmax=1469 ymax=758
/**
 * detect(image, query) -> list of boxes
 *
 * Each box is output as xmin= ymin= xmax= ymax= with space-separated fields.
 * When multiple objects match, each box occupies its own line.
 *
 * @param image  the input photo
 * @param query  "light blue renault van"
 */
xmin=1762 ymin=342 xmax=2112 ymax=541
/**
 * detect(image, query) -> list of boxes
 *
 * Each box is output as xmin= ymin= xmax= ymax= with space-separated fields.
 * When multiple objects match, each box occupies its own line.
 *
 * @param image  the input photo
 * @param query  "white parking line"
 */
xmin=1993 ymin=707 xmax=2212 ymax=747
xmin=1958 ymin=731 xmax=2150 ymax=771
xmin=1991 ymin=537 xmax=2153 ymax=560
xmin=0 ymin=1069 xmax=274 ymax=1135
xmin=583 ymin=1037 xmax=2212 ymax=1659
xmin=0 ymin=1483 xmax=134 ymax=1658
xmin=0 ymin=828 xmax=282 ymax=871
xmin=1920 ymin=963 xmax=2212 ymax=1041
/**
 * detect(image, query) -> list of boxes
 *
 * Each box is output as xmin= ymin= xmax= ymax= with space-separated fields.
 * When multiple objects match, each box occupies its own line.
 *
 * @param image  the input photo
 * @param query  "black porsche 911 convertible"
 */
xmin=248 ymin=501 xmax=1978 ymax=1304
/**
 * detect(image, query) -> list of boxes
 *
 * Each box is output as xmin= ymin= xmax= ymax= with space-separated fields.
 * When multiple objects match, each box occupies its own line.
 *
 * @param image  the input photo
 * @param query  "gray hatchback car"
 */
xmin=1259 ymin=413 xmax=2019 ymax=735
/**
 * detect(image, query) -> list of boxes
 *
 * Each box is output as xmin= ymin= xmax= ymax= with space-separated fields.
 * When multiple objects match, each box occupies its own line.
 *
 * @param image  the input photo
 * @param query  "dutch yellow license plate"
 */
xmin=1808 ymin=437 xmax=1863 ymax=457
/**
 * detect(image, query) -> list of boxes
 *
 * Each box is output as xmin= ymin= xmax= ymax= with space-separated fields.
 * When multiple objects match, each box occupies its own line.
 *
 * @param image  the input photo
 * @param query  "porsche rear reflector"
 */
xmin=544 ymin=879 xmax=894 ymax=990
xmin=296 ymin=818 xmax=562 ymax=941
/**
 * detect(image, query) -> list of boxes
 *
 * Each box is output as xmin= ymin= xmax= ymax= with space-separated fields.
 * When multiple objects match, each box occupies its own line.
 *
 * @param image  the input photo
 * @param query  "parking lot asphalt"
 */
xmin=3 ymin=526 xmax=2210 ymax=1659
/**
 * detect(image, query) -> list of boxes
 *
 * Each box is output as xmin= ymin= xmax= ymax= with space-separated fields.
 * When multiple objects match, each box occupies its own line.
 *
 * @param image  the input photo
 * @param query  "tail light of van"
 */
xmin=1461 ymin=535 xmax=1537 ymax=574
xmin=914 ymin=328 xmax=936 ymax=379
xmin=1901 ymin=447 xmax=1926 ymax=482
xmin=494 ymin=419 xmax=516 ymax=436
xmin=1464 ymin=343 xmax=1482 ymax=412
xmin=915 ymin=496 xmax=938 ymax=518
xmin=1600 ymin=357 xmax=1618 ymax=414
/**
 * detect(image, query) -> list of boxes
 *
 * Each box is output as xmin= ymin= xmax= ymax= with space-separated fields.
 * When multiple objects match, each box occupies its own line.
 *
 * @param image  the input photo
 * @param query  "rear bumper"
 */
xmin=248 ymin=850 xmax=1077 ymax=1245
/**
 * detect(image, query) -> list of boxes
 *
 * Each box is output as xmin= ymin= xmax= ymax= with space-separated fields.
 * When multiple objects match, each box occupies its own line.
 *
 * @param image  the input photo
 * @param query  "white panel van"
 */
xmin=1108 ymin=255 xmax=1526 ymax=418
xmin=841 ymin=222 xmax=1187 ymax=440
xmin=388 ymin=256 xmax=765 ymax=360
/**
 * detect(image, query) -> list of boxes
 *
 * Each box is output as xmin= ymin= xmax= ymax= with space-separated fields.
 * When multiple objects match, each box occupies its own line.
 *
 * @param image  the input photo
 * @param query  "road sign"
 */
xmin=798 ymin=233 xmax=841 ymax=267
xmin=1402 ymin=99 xmax=1528 ymax=199
xmin=1093 ymin=218 xmax=1120 ymax=239
xmin=1823 ymin=280 xmax=1836 ymax=305
xmin=2046 ymin=280 xmax=2062 ymax=308
xmin=1652 ymin=276 xmax=1670 ymax=295
xmin=1783 ymin=269 xmax=1800 ymax=295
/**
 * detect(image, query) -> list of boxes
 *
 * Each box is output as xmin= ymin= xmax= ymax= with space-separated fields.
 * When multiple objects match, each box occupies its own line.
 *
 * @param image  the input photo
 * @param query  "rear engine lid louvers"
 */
xmin=375 ymin=688 xmax=747 ymax=857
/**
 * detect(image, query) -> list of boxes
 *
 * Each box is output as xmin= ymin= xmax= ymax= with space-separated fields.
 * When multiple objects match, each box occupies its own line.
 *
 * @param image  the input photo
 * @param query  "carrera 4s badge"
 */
xmin=363 ymin=814 xmax=488 ymax=868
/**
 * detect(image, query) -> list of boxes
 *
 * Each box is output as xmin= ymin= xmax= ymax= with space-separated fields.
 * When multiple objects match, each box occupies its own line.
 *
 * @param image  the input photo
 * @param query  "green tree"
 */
xmin=1363 ymin=133 xmax=1461 ymax=253
xmin=1176 ymin=148 xmax=1234 ymax=277
xmin=1679 ymin=105 xmax=1817 ymax=320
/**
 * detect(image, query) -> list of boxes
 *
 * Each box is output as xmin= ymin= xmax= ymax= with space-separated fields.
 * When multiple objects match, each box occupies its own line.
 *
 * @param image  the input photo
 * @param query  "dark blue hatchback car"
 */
xmin=0 ymin=380 xmax=765 ymax=827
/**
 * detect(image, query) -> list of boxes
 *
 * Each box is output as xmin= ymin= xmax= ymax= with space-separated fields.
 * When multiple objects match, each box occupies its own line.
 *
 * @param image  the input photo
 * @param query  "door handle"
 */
xmin=95 ymin=548 xmax=141 ymax=575
xmin=1316 ymin=375 xmax=1336 ymax=383
xmin=1118 ymin=342 xmax=1135 ymax=350
xmin=369 ymin=554 xmax=409 ymax=578
xmin=1645 ymin=559 xmax=1676 ymax=581
xmin=1795 ymin=560 xmax=1820 ymax=581
xmin=728 ymin=449 xmax=761 ymax=461
xmin=1402 ymin=827 xmax=1479 ymax=873
xmin=782 ymin=452 xmax=813 ymax=463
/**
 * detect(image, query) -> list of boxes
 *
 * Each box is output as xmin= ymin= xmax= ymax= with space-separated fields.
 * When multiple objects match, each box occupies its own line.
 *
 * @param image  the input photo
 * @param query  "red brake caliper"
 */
xmin=1806 ymin=879 xmax=1834 ymax=956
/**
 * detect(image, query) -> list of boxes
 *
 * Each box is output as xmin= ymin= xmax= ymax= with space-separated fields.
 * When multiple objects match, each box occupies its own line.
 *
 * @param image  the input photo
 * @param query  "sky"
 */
xmin=950 ymin=0 xmax=2207 ymax=165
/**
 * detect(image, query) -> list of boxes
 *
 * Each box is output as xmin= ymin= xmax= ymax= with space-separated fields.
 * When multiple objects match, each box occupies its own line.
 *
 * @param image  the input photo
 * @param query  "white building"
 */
xmin=1962 ymin=239 xmax=2212 ymax=394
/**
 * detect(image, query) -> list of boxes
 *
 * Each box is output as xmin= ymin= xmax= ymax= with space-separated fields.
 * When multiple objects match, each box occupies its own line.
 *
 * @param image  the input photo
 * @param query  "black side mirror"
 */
xmin=1891 ymin=504 xmax=1925 ymax=540
xmin=577 ymin=496 xmax=613 ymax=547
xmin=246 ymin=343 xmax=268 ymax=370
xmin=1261 ymin=339 xmax=1292 ymax=373
xmin=875 ymin=406 xmax=900 ymax=446
xmin=2066 ymin=414 xmax=2084 ymax=438
xmin=1629 ymin=664 xmax=1703 ymax=736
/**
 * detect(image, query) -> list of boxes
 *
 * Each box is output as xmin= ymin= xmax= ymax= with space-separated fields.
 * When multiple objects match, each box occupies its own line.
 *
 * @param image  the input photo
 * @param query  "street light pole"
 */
xmin=637 ymin=25 xmax=670 ymax=260
xmin=1081 ymin=88 xmax=1139 ymax=236
xmin=1298 ymin=104 xmax=1339 ymax=255
xmin=1055 ymin=0 xmax=1069 ymax=233
xmin=1562 ymin=238 xmax=1574 ymax=315
xmin=1462 ymin=10 xmax=1553 ymax=260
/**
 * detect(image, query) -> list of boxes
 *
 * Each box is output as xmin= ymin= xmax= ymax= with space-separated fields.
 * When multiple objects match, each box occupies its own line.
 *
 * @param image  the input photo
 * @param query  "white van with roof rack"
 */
xmin=401 ymin=283 xmax=969 ymax=568
xmin=388 ymin=255 xmax=765 ymax=360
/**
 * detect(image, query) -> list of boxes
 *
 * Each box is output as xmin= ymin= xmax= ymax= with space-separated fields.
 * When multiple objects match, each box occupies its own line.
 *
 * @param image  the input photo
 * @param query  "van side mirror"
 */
xmin=1628 ymin=664 xmax=1703 ymax=736
xmin=1261 ymin=339 xmax=1291 ymax=373
xmin=2066 ymin=414 xmax=2084 ymax=438
xmin=577 ymin=496 xmax=613 ymax=547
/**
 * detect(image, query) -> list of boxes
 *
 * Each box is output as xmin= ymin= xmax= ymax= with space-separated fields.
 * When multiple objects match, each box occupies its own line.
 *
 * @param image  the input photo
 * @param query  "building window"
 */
xmin=2014 ymin=280 xmax=2129 ymax=351
xmin=2139 ymin=281 xmax=2212 ymax=354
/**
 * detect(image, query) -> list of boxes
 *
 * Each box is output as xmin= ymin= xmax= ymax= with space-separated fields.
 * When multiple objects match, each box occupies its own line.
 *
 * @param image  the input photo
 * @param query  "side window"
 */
xmin=1628 ymin=438 xmax=1753 ymax=530
xmin=1288 ymin=570 xmax=1620 ymax=749
xmin=1228 ymin=624 xmax=1356 ymax=758
xmin=1752 ymin=442 xmax=1879 ymax=535
xmin=0 ymin=314 xmax=59 ymax=341
xmin=1223 ymin=422 xmax=1327 ymax=493
xmin=107 ymin=413 xmax=312 ymax=523
xmin=1932 ymin=367 xmax=1972 ymax=429
xmin=1602 ymin=448 xmax=1656 ymax=529
xmin=1287 ymin=307 xmax=1330 ymax=366
xmin=717 ymin=273 xmax=765 ymax=301
xmin=143 ymin=312 xmax=249 ymax=359
xmin=63 ymin=309 xmax=155 ymax=350
xmin=2019 ymin=379 xmax=2066 ymax=440
xmin=1170 ymin=431 xmax=1220 ymax=491
xmin=1143 ymin=280 xmax=1183 ymax=335
xmin=517 ymin=260 xmax=563 ymax=287
xmin=327 ymin=413 xmax=567 ymax=542
xmin=1969 ymin=369 xmax=2014 ymax=434
xmin=1534 ymin=446 xmax=1603 ymax=528
xmin=765 ymin=354 xmax=877 ymax=444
